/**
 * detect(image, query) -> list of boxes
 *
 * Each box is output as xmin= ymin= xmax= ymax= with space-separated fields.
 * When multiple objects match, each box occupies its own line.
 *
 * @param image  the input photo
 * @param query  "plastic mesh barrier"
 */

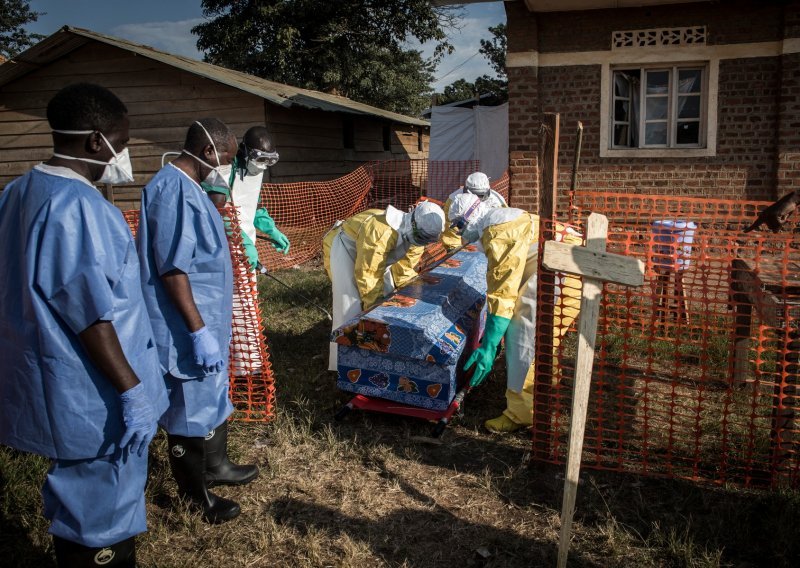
xmin=533 ymin=192 xmax=800 ymax=489
xmin=256 ymin=160 xmax=509 ymax=270
xmin=122 ymin=205 xmax=276 ymax=422
xmin=123 ymin=161 xmax=507 ymax=422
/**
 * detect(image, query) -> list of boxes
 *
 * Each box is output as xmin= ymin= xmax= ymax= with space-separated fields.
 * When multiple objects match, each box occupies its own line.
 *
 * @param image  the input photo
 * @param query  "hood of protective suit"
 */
xmin=448 ymin=192 xmax=491 ymax=242
xmin=464 ymin=172 xmax=491 ymax=198
xmin=397 ymin=201 xmax=445 ymax=245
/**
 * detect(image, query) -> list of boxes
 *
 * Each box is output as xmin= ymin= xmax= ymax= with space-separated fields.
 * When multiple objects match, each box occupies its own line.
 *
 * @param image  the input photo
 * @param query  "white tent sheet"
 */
xmin=426 ymin=103 xmax=508 ymax=201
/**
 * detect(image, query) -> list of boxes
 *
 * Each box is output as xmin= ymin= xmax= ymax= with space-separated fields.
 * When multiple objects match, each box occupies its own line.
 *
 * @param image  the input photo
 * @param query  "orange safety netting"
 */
xmin=122 ymin=205 xmax=276 ymax=422
xmin=257 ymin=160 xmax=509 ymax=270
xmin=123 ymin=160 xmax=507 ymax=422
xmin=534 ymin=192 xmax=800 ymax=489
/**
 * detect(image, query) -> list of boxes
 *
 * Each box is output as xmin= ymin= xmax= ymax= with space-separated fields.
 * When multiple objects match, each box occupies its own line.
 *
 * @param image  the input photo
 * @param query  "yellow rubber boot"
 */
xmin=484 ymin=414 xmax=524 ymax=433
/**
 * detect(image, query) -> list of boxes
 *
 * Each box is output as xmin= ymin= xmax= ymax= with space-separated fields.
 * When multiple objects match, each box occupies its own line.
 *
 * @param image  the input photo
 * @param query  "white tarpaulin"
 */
xmin=426 ymin=103 xmax=508 ymax=201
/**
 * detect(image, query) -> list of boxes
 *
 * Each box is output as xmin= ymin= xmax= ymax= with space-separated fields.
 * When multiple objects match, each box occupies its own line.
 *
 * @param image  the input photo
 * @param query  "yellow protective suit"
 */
xmin=441 ymin=189 xmax=507 ymax=251
xmin=322 ymin=209 xmax=423 ymax=309
xmin=323 ymin=208 xmax=424 ymax=370
xmin=503 ymin=225 xmax=583 ymax=427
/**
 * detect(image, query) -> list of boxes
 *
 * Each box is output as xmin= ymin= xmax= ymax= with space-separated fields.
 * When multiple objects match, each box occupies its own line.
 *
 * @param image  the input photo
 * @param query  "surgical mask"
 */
xmin=161 ymin=152 xmax=181 ymax=167
xmin=246 ymin=160 xmax=268 ymax=176
xmin=52 ymin=129 xmax=134 ymax=184
xmin=183 ymin=121 xmax=232 ymax=190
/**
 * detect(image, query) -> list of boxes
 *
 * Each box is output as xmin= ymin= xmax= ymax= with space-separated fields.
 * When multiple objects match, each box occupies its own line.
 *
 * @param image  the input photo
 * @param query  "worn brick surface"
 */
xmin=505 ymin=0 xmax=800 ymax=212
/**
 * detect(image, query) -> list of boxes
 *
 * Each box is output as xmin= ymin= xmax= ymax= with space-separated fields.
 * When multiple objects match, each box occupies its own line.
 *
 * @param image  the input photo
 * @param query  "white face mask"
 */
xmin=161 ymin=152 xmax=181 ymax=167
xmin=246 ymin=160 xmax=268 ymax=176
xmin=52 ymin=129 xmax=134 ymax=184
xmin=183 ymin=121 xmax=231 ymax=190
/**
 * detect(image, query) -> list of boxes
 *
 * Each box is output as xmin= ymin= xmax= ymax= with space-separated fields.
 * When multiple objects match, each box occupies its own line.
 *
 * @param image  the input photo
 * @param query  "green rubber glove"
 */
xmin=465 ymin=313 xmax=511 ymax=387
xmin=254 ymin=207 xmax=290 ymax=254
xmin=240 ymin=231 xmax=259 ymax=270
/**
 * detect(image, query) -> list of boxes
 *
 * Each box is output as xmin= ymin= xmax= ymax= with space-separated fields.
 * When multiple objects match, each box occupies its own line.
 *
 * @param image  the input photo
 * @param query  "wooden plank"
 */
xmin=1 ymin=82 xmax=242 ymax=109
xmin=0 ymin=119 xmax=49 ymax=136
xmin=126 ymin=95 xmax=263 ymax=116
xmin=2 ymin=69 xmax=185 ymax=93
xmin=0 ymin=147 xmax=51 ymax=162
xmin=128 ymin=106 xmax=262 ymax=130
xmin=542 ymin=240 xmax=644 ymax=287
xmin=557 ymin=212 xmax=608 ymax=568
xmin=533 ymin=112 xmax=560 ymax=463
xmin=35 ymin=54 xmax=163 ymax=77
xmin=0 ymin=109 xmax=46 ymax=123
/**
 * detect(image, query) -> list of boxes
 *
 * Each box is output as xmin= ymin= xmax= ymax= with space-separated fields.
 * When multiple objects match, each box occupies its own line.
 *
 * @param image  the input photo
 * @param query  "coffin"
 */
xmin=332 ymin=248 xmax=487 ymax=410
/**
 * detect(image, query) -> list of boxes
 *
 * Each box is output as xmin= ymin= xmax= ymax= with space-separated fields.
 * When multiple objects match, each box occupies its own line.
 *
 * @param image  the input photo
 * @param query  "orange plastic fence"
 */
xmin=534 ymin=192 xmax=800 ymax=489
xmin=123 ymin=160 xmax=506 ymax=422
xmin=257 ymin=160 xmax=509 ymax=270
xmin=122 ymin=205 xmax=276 ymax=422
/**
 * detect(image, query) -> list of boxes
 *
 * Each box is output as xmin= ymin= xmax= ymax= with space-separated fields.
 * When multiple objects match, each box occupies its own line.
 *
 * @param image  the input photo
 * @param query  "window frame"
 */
xmin=599 ymin=58 xmax=718 ymax=159
xmin=610 ymin=63 xmax=707 ymax=151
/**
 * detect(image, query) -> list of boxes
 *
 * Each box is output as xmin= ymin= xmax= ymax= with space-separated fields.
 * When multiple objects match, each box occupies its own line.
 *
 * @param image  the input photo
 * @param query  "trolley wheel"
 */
xmin=431 ymin=421 xmax=447 ymax=438
xmin=334 ymin=404 xmax=352 ymax=422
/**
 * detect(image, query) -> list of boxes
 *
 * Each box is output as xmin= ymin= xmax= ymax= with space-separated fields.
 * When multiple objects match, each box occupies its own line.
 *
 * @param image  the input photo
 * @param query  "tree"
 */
xmin=192 ymin=0 xmax=460 ymax=116
xmin=0 ymin=0 xmax=44 ymax=59
xmin=479 ymin=23 xmax=506 ymax=80
xmin=435 ymin=23 xmax=507 ymax=106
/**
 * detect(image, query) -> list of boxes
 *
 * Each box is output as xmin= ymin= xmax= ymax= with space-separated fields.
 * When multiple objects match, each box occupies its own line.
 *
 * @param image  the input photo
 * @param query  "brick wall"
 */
xmin=505 ymin=0 xmax=800 ymax=212
xmin=534 ymin=0 xmax=784 ymax=53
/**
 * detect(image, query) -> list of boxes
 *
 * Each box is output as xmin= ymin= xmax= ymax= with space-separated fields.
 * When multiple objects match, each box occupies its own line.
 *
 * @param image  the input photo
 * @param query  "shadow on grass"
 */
xmin=261 ymin=267 xmax=800 ymax=567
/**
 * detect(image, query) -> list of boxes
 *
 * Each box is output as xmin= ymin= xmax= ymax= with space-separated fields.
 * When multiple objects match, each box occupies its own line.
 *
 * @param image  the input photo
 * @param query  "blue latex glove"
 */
xmin=254 ymin=208 xmax=290 ymax=254
xmin=189 ymin=326 xmax=224 ymax=374
xmin=465 ymin=314 xmax=512 ymax=387
xmin=119 ymin=383 xmax=157 ymax=457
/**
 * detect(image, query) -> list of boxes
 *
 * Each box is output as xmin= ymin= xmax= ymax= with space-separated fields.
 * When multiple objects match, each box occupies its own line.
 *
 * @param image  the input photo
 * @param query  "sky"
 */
xmin=23 ymin=0 xmax=506 ymax=92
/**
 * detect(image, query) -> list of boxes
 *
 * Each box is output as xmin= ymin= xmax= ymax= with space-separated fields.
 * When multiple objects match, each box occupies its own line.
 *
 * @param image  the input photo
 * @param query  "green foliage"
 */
xmin=0 ymin=0 xmax=44 ymax=59
xmin=435 ymin=23 xmax=507 ymax=106
xmin=479 ymin=23 xmax=506 ymax=78
xmin=192 ymin=0 xmax=460 ymax=116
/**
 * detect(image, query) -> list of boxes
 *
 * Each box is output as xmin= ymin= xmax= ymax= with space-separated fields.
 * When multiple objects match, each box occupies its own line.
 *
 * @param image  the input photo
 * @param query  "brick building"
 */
xmin=502 ymin=0 xmax=800 ymax=211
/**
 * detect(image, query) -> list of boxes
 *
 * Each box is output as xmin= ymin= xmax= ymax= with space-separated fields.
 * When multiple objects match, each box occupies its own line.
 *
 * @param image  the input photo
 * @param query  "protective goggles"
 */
xmin=449 ymin=199 xmax=481 ymax=235
xmin=411 ymin=209 xmax=438 ymax=245
xmin=464 ymin=186 xmax=490 ymax=199
xmin=243 ymin=144 xmax=280 ymax=166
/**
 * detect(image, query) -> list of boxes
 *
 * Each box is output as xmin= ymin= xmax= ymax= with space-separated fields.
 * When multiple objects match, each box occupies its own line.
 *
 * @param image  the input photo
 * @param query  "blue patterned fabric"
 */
xmin=334 ymin=249 xmax=487 ymax=409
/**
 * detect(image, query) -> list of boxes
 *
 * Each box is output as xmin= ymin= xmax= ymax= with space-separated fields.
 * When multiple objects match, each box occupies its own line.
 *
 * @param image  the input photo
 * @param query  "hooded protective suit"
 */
xmin=0 ymin=164 xmax=168 ymax=547
xmin=323 ymin=202 xmax=445 ymax=370
xmin=440 ymin=174 xmax=507 ymax=250
xmin=448 ymin=193 xmax=582 ymax=428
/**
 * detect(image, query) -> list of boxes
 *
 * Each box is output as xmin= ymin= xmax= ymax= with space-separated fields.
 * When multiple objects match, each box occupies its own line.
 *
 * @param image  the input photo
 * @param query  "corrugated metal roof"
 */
xmin=0 ymin=26 xmax=429 ymax=127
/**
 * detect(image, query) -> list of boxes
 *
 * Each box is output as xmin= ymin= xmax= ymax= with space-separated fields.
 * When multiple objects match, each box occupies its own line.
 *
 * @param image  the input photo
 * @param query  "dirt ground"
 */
xmin=1 ymin=267 xmax=799 ymax=567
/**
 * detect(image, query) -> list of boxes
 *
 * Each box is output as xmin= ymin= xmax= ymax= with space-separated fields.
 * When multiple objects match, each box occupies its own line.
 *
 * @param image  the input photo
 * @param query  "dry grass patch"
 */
xmin=1 ymin=265 xmax=799 ymax=567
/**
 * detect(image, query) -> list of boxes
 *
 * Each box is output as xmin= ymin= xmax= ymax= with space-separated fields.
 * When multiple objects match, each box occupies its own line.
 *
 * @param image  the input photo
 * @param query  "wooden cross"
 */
xmin=541 ymin=213 xmax=645 ymax=568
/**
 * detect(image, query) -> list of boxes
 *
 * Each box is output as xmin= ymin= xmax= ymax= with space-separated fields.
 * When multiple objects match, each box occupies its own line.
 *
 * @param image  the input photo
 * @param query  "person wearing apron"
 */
xmin=322 ymin=202 xmax=446 ymax=371
xmin=448 ymin=192 xmax=582 ymax=433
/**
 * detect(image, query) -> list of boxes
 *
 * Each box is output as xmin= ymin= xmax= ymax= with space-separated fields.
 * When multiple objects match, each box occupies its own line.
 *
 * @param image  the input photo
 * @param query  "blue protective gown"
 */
xmin=0 ymin=164 xmax=168 ymax=546
xmin=137 ymin=163 xmax=234 ymax=437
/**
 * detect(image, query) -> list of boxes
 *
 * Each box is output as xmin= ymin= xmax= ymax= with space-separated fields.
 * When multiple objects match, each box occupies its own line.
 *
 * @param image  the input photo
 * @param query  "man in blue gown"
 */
xmin=137 ymin=118 xmax=258 ymax=524
xmin=0 ymin=83 xmax=168 ymax=567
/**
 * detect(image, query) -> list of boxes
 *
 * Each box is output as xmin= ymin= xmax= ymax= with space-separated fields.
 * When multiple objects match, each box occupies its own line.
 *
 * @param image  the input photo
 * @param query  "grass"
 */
xmin=1 ymin=263 xmax=800 ymax=567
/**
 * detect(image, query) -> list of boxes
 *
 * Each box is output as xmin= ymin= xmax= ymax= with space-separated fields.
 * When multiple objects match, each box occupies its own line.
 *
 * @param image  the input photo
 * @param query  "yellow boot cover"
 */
xmin=484 ymin=414 xmax=525 ymax=433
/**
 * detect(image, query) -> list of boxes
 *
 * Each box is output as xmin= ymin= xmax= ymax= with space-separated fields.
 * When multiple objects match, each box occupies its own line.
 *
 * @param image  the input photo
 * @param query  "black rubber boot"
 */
xmin=204 ymin=420 xmax=259 ymax=488
xmin=53 ymin=535 xmax=135 ymax=567
xmin=167 ymin=434 xmax=241 ymax=524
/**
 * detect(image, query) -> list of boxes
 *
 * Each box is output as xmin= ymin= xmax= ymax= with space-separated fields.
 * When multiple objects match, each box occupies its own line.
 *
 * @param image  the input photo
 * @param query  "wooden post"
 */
xmin=541 ymin=213 xmax=645 ymax=568
xmin=568 ymin=122 xmax=583 ymax=225
xmin=533 ymin=113 xmax=560 ymax=461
